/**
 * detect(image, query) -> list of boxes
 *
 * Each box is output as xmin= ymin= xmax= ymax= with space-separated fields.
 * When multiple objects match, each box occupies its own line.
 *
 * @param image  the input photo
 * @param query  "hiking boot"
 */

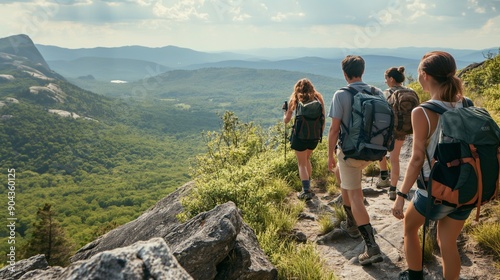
xmin=340 ymin=220 xmax=361 ymax=238
xmin=376 ymin=177 xmax=390 ymax=188
xmin=297 ymin=191 xmax=314 ymax=201
xmin=358 ymin=244 xmax=383 ymax=266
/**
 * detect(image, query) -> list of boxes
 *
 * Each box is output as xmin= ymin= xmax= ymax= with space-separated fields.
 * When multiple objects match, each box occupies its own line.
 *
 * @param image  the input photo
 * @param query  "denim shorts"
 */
xmin=412 ymin=188 xmax=473 ymax=221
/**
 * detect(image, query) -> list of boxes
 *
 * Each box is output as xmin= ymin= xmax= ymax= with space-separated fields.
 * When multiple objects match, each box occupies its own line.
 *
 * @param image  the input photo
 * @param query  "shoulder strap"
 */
xmin=462 ymin=97 xmax=474 ymax=107
xmin=342 ymin=86 xmax=374 ymax=96
xmin=341 ymin=86 xmax=357 ymax=95
xmin=420 ymin=101 xmax=447 ymax=115
xmin=387 ymin=88 xmax=395 ymax=99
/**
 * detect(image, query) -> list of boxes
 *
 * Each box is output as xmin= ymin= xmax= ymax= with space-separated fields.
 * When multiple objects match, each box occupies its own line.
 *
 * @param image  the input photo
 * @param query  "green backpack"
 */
xmin=420 ymin=101 xmax=500 ymax=220
xmin=293 ymin=99 xmax=324 ymax=141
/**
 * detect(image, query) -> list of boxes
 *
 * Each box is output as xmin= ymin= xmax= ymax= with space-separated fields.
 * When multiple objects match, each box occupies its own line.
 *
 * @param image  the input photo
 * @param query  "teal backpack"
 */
xmin=339 ymin=86 xmax=395 ymax=161
xmin=420 ymin=101 xmax=500 ymax=221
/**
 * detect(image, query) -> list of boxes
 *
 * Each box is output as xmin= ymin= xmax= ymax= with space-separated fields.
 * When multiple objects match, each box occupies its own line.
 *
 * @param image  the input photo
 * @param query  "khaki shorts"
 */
xmin=337 ymin=149 xmax=371 ymax=190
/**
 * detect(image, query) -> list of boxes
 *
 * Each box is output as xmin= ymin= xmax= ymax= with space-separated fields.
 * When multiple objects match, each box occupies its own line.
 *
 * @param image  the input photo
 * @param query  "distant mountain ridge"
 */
xmin=36 ymin=42 xmax=498 ymax=83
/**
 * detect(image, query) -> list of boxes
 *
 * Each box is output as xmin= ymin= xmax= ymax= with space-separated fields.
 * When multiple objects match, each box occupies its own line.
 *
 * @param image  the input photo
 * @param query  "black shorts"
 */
xmin=290 ymin=136 xmax=319 ymax=151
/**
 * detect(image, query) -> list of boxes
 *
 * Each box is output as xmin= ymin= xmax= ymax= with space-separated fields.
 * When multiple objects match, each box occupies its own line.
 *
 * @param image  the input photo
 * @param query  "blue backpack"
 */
xmin=339 ymin=86 xmax=395 ymax=161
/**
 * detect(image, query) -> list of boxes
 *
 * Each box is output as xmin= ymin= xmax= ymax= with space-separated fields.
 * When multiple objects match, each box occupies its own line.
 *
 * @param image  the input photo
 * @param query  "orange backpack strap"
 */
xmin=470 ymin=144 xmax=482 ymax=221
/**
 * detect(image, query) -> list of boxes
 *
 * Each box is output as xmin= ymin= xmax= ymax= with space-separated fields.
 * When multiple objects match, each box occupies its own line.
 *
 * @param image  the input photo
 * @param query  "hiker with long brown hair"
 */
xmin=283 ymin=78 xmax=325 ymax=200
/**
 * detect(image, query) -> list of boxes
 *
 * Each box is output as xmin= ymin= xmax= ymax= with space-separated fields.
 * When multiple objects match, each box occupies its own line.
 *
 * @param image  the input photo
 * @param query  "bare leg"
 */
xmin=403 ymin=202 xmax=425 ymax=271
xmin=295 ymin=149 xmax=313 ymax=180
xmin=342 ymin=188 xmax=370 ymax=225
xmin=390 ymin=139 xmax=405 ymax=187
xmin=437 ymin=217 xmax=466 ymax=280
xmin=379 ymin=156 xmax=388 ymax=171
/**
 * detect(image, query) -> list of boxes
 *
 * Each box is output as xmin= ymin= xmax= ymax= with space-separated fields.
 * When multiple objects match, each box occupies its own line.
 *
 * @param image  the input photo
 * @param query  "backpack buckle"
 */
xmin=433 ymin=199 xmax=443 ymax=205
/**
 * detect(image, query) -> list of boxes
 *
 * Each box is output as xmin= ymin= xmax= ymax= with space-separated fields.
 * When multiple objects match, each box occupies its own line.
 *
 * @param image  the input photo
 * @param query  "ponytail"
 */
xmin=420 ymin=51 xmax=463 ymax=102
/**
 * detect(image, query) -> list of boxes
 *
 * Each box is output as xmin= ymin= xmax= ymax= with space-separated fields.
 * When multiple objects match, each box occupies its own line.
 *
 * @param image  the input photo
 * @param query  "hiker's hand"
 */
xmin=328 ymin=157 xmax=337 ymax=172
xmin=282 ymin=101 xmax=288 ymax=112
xmin=391 ymin=198 xmax=405 ymax=220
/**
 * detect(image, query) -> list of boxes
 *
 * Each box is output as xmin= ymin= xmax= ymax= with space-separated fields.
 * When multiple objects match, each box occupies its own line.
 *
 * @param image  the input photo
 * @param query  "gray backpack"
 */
xmin=340 ymin=86 xmax=395 ymax=161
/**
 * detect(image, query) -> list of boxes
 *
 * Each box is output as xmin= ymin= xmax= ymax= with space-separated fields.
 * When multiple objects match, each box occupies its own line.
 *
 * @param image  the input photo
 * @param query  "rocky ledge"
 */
xmin=0 ymin=181 xmax=277 ymax=280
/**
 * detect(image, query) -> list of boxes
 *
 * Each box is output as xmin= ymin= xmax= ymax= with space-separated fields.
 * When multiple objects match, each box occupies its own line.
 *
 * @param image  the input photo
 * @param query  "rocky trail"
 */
xmin=293 ymin=137 xmax=499 ymax=280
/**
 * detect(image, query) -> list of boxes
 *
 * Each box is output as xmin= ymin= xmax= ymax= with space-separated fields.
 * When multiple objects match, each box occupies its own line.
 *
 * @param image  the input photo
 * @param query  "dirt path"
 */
xmin=293 ymin=137 xmax=499 ymax=280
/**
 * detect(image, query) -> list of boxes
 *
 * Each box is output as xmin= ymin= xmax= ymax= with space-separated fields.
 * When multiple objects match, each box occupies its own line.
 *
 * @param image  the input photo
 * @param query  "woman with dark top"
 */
xmin=283 ymin=78 xmax=325 ymax=200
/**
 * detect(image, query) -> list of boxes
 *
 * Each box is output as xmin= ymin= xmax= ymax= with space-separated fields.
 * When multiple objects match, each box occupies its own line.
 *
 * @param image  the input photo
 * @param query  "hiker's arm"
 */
xmin=328 ymin=117 xmax=341 ymax=172
xmin=401 ymin=108 xmax=429 ymax=192
xmin=283 ymin=105 xmax=293 ymax=124
xmin=392 ymin=108 xmax=429 ymax=218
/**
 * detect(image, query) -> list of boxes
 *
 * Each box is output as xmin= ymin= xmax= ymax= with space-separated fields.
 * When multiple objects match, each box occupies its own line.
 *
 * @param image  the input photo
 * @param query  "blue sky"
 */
xmin=0 ymin=0 xmax=499 ymax=51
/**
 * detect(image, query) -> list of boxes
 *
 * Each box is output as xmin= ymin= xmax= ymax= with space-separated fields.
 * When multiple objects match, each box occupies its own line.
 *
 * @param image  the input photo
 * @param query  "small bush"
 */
xmin=420 ymin=226 xmax=435 ymax=263
xmin=277 ymin=243 xmax=337 ymax=280
xmin=318 ymin=213 xmax=335 ymax=235
xmin=470 ymin=222 xmax=500 ymax=258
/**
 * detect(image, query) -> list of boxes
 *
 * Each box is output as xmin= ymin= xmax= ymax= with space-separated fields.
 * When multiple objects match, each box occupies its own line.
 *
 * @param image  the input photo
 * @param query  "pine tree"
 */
xmin=21 ymin=203 xmax=73 ymax=266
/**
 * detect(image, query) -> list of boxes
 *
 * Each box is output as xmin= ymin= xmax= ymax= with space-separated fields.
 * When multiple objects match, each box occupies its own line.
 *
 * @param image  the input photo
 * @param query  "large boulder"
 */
xmin=215 ymin=223 xmax=278 ymax=280
xmin=19 ymin=238 xmax=192 ymax=280
xmin=0 ymin=254 xmax=48 ymax=280
xmin=166 ymin=201 xmax=243 ymax=279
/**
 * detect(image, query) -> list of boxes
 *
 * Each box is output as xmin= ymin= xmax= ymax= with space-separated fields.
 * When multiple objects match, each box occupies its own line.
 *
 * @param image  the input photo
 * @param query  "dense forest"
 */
xmin=0 ymin=54 xmax=221 ymax=263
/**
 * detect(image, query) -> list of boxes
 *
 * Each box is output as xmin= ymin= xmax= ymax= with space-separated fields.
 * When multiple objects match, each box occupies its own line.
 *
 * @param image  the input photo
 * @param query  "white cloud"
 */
xmin=152 ymin=0 xmax=208 ymax=21
xmin=270 ymin=12 xmax=304 ymax=22
xmin=0 ymin=0 xmax=498 ymax=50
xmin=480 ymin=14 xmax=500 ymax=34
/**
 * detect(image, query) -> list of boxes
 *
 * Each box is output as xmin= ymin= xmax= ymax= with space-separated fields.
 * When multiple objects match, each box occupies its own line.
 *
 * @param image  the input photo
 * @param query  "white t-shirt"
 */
xmin=421 ymin=100 xmax=465 ymax=177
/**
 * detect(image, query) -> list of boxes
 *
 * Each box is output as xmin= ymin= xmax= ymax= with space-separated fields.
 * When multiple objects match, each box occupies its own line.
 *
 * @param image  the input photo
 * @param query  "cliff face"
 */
xmin=0 ymin=181 xmax=277 ymax=280
xmin=0 ymin=34 xmax=50 ymax=70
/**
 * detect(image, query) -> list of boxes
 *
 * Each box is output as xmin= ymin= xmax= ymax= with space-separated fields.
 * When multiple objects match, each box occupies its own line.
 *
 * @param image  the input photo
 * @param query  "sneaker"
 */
xmin=340 ymin=221 xmax=361 ymax=238
xmin=358 ymin=244 xmax=383 ymax=266
xmin=297 ymin=191 xmax=314 ymax=201
xmin=376 ymin=177 xmax=390 ymax=188
xmin=388 ymin=190 xmax=396 ymax=200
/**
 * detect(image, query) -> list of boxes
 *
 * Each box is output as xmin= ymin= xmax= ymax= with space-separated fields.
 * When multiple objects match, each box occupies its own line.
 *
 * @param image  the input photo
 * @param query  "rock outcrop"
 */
xmin=19 ymin=238 xmax=193 ymax=280
xmin=0 ymin=181 xmax=277 ymax=280
xmin=0 ymin=254 xmax=48 ymax=280
xmin=0 ymin=34 xmax=50 ymax=70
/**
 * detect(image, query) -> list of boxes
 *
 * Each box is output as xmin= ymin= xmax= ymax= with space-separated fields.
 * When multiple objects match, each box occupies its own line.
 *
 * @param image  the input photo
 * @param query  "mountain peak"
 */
xmin=0 ymin=34 xmax=50 ymax=69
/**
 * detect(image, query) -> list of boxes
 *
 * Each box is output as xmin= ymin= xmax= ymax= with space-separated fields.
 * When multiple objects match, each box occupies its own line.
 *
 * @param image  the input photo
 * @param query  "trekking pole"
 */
xmin=282 ymin=101 xmax=288 ymax=161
